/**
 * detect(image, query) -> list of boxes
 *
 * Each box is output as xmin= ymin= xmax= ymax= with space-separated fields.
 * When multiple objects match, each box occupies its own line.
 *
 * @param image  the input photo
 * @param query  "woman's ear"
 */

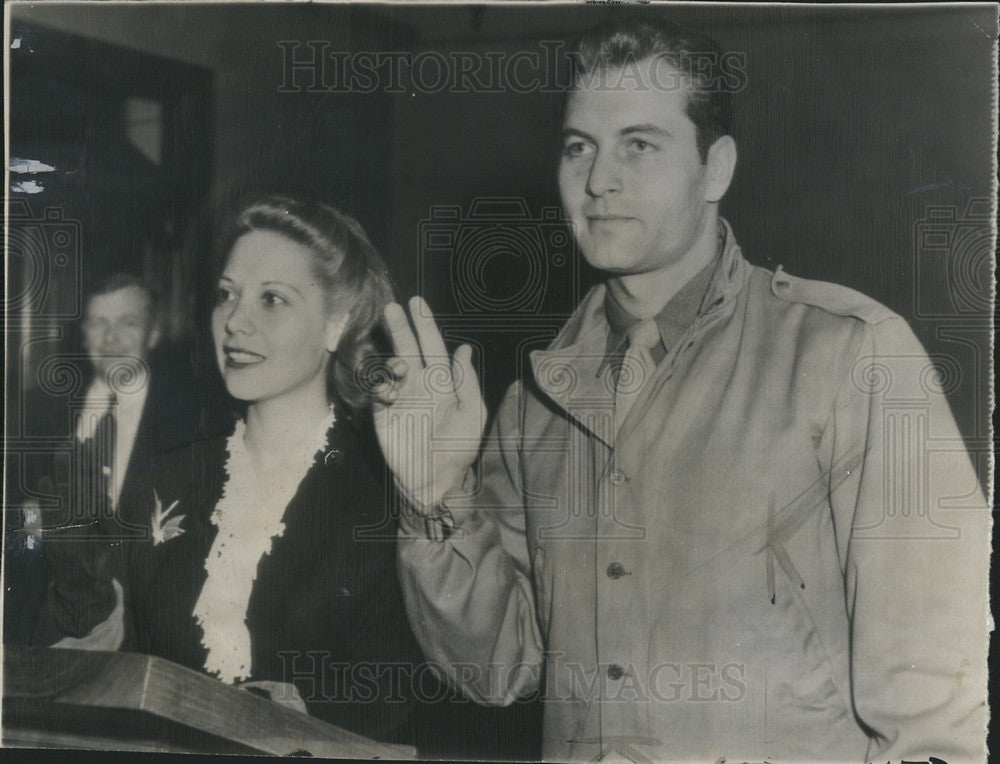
xmin=325 ymin=313 xmax=349 ymax=353
xmin=703 ymin=135 xmax=738 ymax=204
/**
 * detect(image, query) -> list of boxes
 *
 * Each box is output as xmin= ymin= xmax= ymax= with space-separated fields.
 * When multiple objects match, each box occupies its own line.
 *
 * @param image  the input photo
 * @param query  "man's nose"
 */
xmin=585 ymin=150 xmax=623 ymax=197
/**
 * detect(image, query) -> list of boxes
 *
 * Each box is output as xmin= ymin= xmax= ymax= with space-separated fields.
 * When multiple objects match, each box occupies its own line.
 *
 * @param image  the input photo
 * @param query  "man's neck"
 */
xmin=606 ymin=214 xmax=721 ymax=319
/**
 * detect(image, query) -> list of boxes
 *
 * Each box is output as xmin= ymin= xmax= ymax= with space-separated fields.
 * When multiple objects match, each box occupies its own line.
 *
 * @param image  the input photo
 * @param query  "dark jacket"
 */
xmin=39 ymin=410 xmax=424 ymax=745
xmin=15 ymin=353 xmax=227 ymax=528
xmin=5 ymin=352 xmax=225 ymax=644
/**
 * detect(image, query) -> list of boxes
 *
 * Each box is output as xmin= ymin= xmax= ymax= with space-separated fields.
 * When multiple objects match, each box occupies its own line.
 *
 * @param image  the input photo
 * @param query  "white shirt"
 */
xmin=75 ymin=375 xmax=149 ymax=508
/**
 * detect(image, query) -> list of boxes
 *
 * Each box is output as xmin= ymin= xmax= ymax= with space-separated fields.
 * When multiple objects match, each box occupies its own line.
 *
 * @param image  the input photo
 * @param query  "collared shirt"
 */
xmin=603 ymin=227 xmax=724 ymax=369
xmin=76 ymin=375 xmax=149 ymax=508
xmin=397 ymin=219 xmax=989 ymax=763
xmin=603 ymin=254 xmax=718 ymax=371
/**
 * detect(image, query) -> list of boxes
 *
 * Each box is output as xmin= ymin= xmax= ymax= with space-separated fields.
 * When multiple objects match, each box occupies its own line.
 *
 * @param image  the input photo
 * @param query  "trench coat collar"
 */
xmin=529 ymin=218 xmax=751 ymax=446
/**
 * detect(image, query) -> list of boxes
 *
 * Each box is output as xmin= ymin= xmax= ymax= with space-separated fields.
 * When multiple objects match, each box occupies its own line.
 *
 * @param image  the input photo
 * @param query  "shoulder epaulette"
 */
xmin=768 ymin=266 xmax=896 ymax=325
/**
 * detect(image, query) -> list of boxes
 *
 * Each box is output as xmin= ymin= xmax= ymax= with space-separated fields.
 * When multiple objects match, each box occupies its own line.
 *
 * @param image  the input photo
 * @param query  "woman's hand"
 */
xmin=373 ymin=296 xmax=487 ymax=509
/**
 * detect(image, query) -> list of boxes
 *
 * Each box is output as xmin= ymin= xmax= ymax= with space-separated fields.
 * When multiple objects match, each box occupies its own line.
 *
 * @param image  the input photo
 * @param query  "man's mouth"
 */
xmin=587 ymin=215 xmax=636 ymax=229
xmin=223 ymin=346 xmax=265 ymax=368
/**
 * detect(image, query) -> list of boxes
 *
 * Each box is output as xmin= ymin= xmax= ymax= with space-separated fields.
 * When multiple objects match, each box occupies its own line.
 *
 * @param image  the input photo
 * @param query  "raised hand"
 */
xmin=373 ymin=296 xmax=487 ymax=509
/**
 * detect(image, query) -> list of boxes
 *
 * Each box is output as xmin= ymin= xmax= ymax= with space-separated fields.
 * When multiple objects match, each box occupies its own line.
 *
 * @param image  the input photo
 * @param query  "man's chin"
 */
xmin=92 ymin=362 xmax=115 ymax=379
xmin=578 ymin=243 xmax=640 ymax=274
xmin=92 ymin=358 xmax=149 ymax=387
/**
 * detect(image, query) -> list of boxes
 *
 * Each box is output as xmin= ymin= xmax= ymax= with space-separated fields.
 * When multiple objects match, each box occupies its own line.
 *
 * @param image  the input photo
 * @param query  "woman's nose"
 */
xmin=224 ymin=298 xmax=255 ymax=335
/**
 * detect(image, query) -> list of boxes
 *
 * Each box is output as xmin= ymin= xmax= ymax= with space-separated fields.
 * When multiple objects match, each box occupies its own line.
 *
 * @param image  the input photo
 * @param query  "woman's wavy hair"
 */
xmin=218 ymin=195 xmax=395 ymax=412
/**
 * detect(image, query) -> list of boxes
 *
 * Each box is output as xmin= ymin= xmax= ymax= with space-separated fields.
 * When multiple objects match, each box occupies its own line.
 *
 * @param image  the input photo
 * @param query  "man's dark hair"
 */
xmin=569 ymin=20 xmax=736 ymax=162
xmin=86 ymin=271 xmax=159 ymax=318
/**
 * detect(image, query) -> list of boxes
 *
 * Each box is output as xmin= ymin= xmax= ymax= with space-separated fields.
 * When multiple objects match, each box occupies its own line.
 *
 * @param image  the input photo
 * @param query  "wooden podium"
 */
xmin=2 ymin=646 xmax=416 ymax=758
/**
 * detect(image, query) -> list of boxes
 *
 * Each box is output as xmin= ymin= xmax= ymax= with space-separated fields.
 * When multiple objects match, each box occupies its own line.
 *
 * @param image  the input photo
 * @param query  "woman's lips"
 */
xmin=223 ymin=348 xmax=265 ymax=369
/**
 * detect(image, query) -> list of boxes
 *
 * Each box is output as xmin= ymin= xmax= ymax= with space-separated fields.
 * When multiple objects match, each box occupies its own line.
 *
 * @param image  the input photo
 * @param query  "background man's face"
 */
xmin=558 ymin=58 xmax=712 ymax=276
xmin=82 ymin=285 xmax=159 ymax=379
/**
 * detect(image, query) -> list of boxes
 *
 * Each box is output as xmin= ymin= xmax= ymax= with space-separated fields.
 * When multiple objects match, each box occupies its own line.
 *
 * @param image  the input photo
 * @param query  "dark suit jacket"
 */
xmin=4 ymin=349 xmax=230 ymax=643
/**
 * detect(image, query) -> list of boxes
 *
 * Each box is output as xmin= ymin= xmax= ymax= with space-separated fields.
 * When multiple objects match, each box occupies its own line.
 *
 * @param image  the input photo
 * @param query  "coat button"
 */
xmin=607 ymin=664 xmax=624 ymax=681
xmin=609 ymin=470 xmax=626 ymax=486
xmin=607 ymin=562 xmax=626 ymax=579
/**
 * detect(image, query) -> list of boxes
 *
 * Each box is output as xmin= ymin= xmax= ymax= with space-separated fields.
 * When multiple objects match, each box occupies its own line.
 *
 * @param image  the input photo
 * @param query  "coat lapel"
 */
xmin=529 ymin=286 xmax=617 ymax=448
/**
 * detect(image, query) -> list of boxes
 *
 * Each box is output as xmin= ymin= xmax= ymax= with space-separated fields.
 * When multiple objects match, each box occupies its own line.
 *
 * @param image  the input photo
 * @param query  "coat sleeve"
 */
xmin=32 ymin=490 xmax=156 ymax=652
xmin=822 ymin=316 xmax=989 ymax=763
xmin=396 ymin=381 xmax=544 ymax=705
xmin=32 ymin=478 xmax=121 ymax=646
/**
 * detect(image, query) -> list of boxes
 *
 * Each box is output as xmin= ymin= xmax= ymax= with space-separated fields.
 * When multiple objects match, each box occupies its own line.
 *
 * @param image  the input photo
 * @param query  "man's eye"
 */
xmin=261 ymin=291 xmax=288 ymax=308
xmin=627 ymin=138 xmax=656 ymax=153
xmin=563 ymin=141 xmax=594 ymax=158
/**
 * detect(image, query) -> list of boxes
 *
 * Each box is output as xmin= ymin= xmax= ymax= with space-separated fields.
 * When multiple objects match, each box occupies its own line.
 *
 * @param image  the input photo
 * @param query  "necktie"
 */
xmin=74 ymin=393 xmax=117 ymax=523
xmin=614 ymin=319 xmax=660 ymax=437
xmin=95 ymin=392 xmax=117 ymax=502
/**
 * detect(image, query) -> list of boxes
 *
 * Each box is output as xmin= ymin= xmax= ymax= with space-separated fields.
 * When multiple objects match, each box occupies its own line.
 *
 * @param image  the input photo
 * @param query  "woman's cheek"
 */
xmin=210 ymin=308 xmax=223 ymax=337
xmin=210 ymin=310 xmax=226 ymax=353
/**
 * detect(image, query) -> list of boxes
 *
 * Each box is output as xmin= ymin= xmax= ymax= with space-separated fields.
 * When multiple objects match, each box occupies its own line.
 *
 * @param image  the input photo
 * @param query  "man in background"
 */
xmin=5 ymin=272 xmax=220 ymax=644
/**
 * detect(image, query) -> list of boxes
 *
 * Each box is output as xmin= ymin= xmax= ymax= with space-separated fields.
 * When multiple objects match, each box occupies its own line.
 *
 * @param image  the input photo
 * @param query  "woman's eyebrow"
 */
xmin=262 ymin=279 xmax=304 ymax=297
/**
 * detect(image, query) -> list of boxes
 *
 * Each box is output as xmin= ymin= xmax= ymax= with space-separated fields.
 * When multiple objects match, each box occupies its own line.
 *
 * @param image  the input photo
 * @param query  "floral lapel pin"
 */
xmin=151 ymin=489 xmax=185 ymax=546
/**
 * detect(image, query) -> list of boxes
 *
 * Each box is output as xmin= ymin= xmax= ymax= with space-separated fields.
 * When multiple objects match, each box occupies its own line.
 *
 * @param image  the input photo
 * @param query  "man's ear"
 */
xmin=326 ymin=313 xmax=350 ymax=353
xmin=703 ymin=135 xmax=737 ymax=204
xmin=146 ymin=324 xmax=162 ymax=352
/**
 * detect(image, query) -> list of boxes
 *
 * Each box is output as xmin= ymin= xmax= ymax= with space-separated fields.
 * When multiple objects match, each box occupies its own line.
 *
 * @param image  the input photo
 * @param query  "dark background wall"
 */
xmin=377 ymin=5 xmax=994 ymax=470
xmin=12 ymin=2 xmax=992 ymax=401
xmin=11 ymin=0 xmax=994 ymax=541
xmin=7 ymin=2 xmax=996 ymax=758
xmin=11 ymin=0 xmax=994 ymax=570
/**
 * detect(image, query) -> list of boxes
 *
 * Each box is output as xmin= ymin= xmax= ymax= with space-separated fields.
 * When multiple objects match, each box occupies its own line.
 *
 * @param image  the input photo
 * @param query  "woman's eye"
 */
xmin=216 ymin=286 xmax=235 ymax=305
xmin=261 ymin=291 xmax=288 ymax=308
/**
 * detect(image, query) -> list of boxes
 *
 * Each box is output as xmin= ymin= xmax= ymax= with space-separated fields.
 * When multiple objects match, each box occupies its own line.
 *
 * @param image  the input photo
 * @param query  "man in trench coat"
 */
xmin=376 ymin=19 xmax=990 ymax=763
